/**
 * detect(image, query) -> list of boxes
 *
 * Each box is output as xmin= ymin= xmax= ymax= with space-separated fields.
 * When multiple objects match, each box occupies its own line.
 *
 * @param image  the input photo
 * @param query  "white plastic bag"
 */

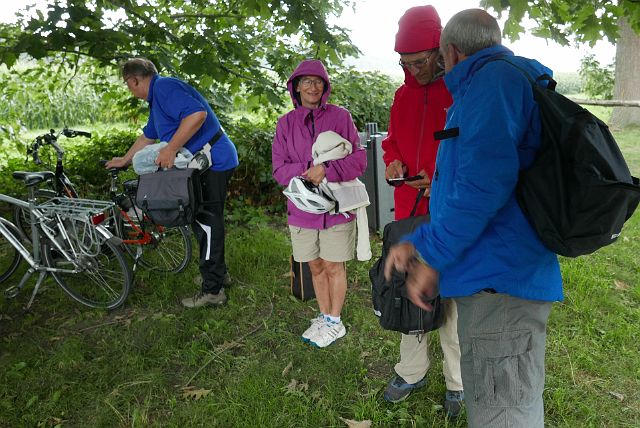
xmin=132 ymin=142 xmax=194 ymax=175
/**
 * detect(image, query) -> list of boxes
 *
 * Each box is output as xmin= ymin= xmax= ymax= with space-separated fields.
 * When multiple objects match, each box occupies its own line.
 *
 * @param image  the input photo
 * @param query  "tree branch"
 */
xmin=170 ymin=13 xmax=242 ymax=20
xmin=570 ymin=98 xmax=640 ymax=107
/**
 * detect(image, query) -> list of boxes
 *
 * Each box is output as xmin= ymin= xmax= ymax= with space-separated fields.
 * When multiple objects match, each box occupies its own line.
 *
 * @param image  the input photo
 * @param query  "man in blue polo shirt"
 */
xmin=106 ymin=58 xmax=239 ymax=308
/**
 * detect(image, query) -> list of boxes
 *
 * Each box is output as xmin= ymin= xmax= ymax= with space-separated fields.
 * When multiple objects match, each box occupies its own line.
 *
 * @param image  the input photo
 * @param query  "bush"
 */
xmin=0 ymin=128 xmax=138 ymax=201
xmin=554 ymin=72 xmax=583 ymax=96
xmin=579 ymin=54 xmax=614 ymax=100
xmin=63 ymin=129 xmax=139 ymax=195
xmin=330 ymin=70 xmax=398 ymax=131
xmin=226 ymin=118 xmax=283 ymax=211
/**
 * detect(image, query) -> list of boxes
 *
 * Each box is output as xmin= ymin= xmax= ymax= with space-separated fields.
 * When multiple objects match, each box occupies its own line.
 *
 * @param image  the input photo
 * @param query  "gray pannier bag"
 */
xmin=135 ymin=167 xmax=201 ymax=227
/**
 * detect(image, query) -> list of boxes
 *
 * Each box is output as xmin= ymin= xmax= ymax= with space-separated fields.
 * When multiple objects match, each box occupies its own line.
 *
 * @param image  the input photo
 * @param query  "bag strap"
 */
xmin=409 ymin=188 xmax=427 ymax=217
xmin=200 ymin=127 xmax=225 ymax=154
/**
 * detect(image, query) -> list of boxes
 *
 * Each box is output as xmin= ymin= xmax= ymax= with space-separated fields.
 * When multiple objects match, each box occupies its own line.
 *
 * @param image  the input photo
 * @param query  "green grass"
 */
xmin=1 ymin=128 xmax=639 ymax=427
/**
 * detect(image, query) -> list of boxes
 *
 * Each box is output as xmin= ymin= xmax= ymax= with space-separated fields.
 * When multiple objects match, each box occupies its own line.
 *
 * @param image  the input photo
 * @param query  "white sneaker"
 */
xmin=301 ymin=315 xmax=325 ymax=342
xmin=311 ymin=321 xmax=346 ymax=348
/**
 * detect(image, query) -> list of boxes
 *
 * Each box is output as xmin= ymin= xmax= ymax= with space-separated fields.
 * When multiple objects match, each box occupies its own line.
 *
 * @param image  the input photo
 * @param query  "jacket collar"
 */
xmin=293 ymin=103 xmax=327 ymax=120
xmin=444 ymin=45 xmax=513 ymax=98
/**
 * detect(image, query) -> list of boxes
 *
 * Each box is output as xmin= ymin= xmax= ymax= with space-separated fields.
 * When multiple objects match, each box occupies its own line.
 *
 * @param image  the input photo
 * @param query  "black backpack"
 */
xmin=494 ymin=57 xmax=640 ymax=257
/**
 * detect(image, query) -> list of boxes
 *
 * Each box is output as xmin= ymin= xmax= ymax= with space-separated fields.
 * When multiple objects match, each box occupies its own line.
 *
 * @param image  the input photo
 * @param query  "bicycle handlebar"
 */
xmin=27 ymin=127 xmax=91 ymax=164
xmin=62 ymin=128 xmax=92 ymax=138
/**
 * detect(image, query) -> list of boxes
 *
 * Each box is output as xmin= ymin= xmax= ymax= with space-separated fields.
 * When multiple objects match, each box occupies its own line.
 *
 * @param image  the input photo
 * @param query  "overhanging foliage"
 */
xmin=480 ymin=0 xmax=640 ymax=45
xmin=0 ymin=0 xmax=360 ymax=108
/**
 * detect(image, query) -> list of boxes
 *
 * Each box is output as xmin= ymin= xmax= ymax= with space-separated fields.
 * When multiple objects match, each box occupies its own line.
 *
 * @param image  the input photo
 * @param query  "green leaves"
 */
xmin=1 ymin=0 xmax=359 ymax=111
xmin=482 ymin=0 xmax=640 ymax=45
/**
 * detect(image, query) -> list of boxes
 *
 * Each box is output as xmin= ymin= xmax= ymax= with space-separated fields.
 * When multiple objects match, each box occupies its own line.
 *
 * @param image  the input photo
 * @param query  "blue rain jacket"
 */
xmin=404 ymin=45 xmax=563 ymax=302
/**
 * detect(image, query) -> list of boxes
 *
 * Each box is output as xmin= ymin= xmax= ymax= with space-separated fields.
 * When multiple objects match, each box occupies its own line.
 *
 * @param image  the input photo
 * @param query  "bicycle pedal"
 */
xmin=4 ymin=286 xmax=20 ymax=299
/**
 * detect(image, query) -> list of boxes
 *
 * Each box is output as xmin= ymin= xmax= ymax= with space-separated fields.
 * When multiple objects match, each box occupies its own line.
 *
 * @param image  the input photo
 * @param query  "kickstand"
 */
xmin=4 ymin=266 xmax=36 ymax=299
xmin=132 ymin=245 xmax=143 ymax=272
xmin=25 ymin=271 xmax=47 ymax=310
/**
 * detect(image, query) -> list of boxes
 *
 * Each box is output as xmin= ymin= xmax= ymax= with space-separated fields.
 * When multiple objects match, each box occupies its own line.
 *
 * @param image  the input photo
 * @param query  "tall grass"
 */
xmin=0 ymin=60 xmax=134 ymax=131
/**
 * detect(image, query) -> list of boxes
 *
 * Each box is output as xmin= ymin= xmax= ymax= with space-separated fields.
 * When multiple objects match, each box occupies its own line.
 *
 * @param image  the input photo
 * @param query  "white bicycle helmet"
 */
xmin=283 ymin=176 xmax=336 ymax=214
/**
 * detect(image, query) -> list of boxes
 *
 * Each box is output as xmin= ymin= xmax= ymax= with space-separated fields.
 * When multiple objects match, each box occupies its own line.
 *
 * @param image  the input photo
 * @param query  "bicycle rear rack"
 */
xmin=37 ymin=197 xmax=116 ymax=223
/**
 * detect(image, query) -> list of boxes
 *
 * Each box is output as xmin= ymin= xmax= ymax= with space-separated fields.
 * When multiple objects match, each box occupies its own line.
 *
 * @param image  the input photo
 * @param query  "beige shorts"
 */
xmin=289 ymin=221 xmax=356 ymax=263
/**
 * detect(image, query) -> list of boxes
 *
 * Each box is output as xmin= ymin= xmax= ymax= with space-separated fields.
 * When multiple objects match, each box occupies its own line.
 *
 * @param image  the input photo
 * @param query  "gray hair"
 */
xmin=121 ymin=58 xmax=158 ymax=80
xmin=440 ymin=9 xmax=501 ymax=56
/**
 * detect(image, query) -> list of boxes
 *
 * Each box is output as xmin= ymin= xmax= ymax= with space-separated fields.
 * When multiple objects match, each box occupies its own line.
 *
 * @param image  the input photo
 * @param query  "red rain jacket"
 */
xmin=382 ymin=71 xmax=452 ymax=220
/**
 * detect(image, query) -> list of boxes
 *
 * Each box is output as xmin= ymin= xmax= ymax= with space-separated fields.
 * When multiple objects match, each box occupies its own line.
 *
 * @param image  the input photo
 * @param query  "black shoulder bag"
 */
xmin=369 ymin=188 xmax=443 ymax=335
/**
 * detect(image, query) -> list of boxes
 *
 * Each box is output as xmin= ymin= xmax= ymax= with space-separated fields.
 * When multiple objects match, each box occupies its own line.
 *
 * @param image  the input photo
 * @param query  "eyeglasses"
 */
xmin=399 ymin=50 xmax=437 ymax=69
xmin=299 ymin=78 xmax=324 ymax=88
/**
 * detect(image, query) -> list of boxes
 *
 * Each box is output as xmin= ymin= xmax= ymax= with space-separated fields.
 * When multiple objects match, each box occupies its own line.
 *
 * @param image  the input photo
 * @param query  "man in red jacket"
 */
xmin=381 ymin=5 xmax=464 ymax=417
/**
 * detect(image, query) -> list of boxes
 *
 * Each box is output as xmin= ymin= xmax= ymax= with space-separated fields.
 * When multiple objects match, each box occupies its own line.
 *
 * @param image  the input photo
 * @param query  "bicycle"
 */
xmin=1 ymin=171 xmax=132 ymax=309
xmin=14 ymin=128 xmax=193 ymax=273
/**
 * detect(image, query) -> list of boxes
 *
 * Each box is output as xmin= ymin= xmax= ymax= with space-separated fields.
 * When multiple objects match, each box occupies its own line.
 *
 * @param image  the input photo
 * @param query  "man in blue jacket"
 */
xmin=106 ymin=58 xmax=239 ymax=308
xmin=385 ymin=9 xmax=563 ymax=427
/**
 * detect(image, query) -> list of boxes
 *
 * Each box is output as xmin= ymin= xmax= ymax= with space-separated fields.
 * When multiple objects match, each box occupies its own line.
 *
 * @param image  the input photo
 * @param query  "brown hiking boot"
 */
xmin=181 ymin=289 xmax=227 ymax=308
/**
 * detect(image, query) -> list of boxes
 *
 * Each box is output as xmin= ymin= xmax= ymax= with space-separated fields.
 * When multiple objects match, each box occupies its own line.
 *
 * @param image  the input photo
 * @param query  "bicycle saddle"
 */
xmin=12 ymin=171 xmax=55 ymax=187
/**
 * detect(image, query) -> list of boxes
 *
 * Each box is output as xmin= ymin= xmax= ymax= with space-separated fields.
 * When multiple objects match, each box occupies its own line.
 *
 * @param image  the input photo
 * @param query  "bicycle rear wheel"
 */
xmin=0 ymin=218 xmax=23 ymax=283
xmin=43 ymin=233 xmax=133 ymax=310
xmin=116 ymin=211 xmax=192 ymax=273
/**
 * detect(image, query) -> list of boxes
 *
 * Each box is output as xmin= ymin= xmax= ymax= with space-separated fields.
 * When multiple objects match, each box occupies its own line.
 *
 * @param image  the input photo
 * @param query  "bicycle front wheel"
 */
xmin=138 ymin=225 xmax=192 ymax=273
xmin=44 ymin=237 xmax=133 ymax=309
xmin=0 ymin=218 xmax=23 ymax=283
xmin=116 ymin=211 xmax=192 ymax=273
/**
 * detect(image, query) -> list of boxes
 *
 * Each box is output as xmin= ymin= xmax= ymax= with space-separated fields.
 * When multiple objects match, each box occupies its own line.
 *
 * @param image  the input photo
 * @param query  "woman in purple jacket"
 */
xmin=272 ymin=59 xmax=367 ymax=348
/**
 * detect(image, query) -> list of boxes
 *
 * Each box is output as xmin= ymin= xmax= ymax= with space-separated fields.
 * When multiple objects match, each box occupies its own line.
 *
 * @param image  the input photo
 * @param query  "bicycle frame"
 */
xmin=106 ymin=169 xmax=163 ymax=246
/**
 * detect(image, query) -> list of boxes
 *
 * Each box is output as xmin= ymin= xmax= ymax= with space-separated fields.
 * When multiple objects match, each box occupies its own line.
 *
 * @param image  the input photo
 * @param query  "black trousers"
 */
xmin=192 ymin=168 xmax=234 ymax=294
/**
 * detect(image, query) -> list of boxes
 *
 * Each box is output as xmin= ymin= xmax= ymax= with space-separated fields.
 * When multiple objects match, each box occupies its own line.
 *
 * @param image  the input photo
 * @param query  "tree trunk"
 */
xmin=610 ymin=19 xmax=640 ymax=129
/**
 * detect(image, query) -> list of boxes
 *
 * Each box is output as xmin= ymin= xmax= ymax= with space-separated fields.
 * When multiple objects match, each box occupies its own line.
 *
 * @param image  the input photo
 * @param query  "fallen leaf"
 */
xmin=614 ymin=280 xmax=630 ymax=291
xmin=282 ymin=361 xmax=293 ymax=377
xmin=339 ymin=417 xmax=372 ymax=428
xmin=284 ymin=379 xmax=298 ymax=393
xmin=180 ymin=386 xmax=211 ymax=400
xmin=283 ymin=379 xmax=308 ymax=395
xmin=359 ymin=351 xmax=371 ymax=359
xmin=282 ymin=271 xmax=293 ymax=278
xmin=623 ymin=236 xmax=630 ymax=242
xmin=609 ymin=391 xmax=625 ymax=401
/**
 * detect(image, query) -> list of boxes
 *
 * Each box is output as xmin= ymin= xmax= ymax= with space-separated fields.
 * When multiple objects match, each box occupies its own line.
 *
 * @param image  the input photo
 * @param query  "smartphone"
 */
xmin=387 ymin=175 xmax=423 ymax=183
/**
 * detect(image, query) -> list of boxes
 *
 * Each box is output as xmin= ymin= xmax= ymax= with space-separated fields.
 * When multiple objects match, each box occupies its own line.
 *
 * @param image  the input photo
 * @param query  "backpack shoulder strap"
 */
xmin=481 ymin=56 xmax=557 ymax=91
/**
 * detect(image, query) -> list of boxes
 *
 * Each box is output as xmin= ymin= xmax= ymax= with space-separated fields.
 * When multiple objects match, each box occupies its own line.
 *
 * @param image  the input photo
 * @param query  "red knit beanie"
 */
xmin=394 ymin=5 xmax=442 ymax=54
